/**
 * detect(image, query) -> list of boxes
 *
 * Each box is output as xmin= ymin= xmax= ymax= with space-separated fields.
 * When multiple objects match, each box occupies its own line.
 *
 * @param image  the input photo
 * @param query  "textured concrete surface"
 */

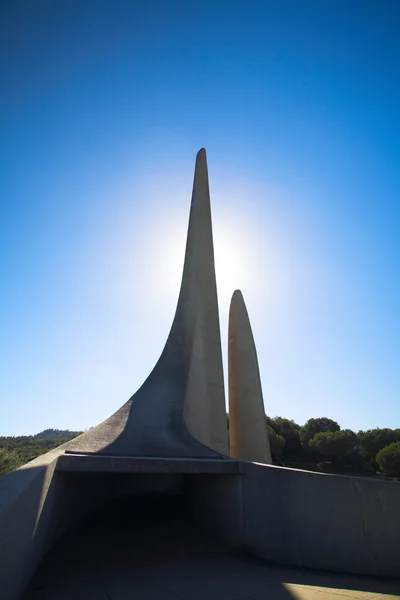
xmin=228 ymin=290 xmax=272 ymax=463
xmin=241 ymin=462 xmax=400 ymax=577
xmin=22 ymin=492 xmax=400 ymax=600
xmin=57 ymin=454 xmax=240 ymax=474
xmin=188 ymin=464 xmax=400 ymax=578
xmin=0 ymin=455 xmax=59 ymax=600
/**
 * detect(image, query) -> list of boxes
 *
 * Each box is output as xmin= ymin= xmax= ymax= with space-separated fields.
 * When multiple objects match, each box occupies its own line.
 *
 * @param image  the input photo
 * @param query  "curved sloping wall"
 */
xmin=186 ymin=462 xmax=400 ymax=579
xmin=60 ymin=148 xmax=229 ymax=459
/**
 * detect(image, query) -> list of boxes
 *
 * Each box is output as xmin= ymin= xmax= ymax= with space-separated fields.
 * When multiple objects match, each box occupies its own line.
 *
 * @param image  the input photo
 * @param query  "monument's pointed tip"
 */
xmin=232 ymin=289 xmax=243 ymax=301
xmin=230 ymin=289 xmax=245 ymax=312
xmin=195 ymin=148 xmax=207 ymax=171
xmin=192 ymin=148 xmax=209 ymax=196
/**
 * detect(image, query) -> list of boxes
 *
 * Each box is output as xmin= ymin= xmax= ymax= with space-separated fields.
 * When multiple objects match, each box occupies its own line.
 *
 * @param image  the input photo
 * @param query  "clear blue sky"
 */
xmin=1 ymin=0 xmax=399 ymax=436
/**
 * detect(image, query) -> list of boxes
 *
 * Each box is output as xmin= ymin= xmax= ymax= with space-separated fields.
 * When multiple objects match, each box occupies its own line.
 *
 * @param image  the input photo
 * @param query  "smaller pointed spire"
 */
xmin=228 ymin=290 xmax=272 ymax=463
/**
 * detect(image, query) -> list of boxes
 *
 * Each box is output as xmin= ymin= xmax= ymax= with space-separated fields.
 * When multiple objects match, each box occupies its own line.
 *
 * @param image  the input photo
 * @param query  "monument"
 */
xmin=0 ymin=149 xmax=399 ymax=600
xmin=55 ymin=148 xmax=230 ymax=459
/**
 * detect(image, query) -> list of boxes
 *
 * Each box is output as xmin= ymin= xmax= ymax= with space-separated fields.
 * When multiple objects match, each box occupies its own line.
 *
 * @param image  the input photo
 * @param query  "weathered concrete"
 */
xmin=0 ymin=451 xmax=120 ymax=600
xmin=57 ymin=453 xmax=240 ymax=474
xmin=228 ymin=290 xmax=272 ymax=463
xmin=187 ymin=463 xmax=400 ymax=578
xmin=241 ymin=462 xmax=400 ymax=578
xmin=0 ymin=455 xmax=59 ymax=600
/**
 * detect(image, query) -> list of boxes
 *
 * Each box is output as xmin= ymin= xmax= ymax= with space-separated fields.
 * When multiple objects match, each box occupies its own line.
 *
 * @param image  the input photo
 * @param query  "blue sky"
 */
xmin=1 ymin=0 xmax=399 ymax=436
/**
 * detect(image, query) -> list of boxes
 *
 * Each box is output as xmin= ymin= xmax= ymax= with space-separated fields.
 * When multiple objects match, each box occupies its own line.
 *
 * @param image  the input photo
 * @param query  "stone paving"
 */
xmin=23 ymin=494 xmax=400 ymax=600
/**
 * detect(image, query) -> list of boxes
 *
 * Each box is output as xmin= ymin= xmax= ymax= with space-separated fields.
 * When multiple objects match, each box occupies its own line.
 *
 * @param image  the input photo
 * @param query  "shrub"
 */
xmin=267 ymin=426 xmax=285 ymax=457
xmin=300 ymin=417 xmax=340 ymax=447
xmin=358 ymin=428 xmax=400 ymax=461
xmin=376 ymin=442 xmax=400 ymax=477
xmin=0 ymin=448 xmax=22 ymax=477
xmin=268 ymin=417 xmax=302 ymax=459
xmin=309 ymin=429 xmax=359 ymax=465
xmin=317 ymin=461 xmax=333 ymax=472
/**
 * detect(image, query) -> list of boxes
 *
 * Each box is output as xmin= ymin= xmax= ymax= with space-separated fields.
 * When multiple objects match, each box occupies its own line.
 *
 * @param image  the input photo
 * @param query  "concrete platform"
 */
xmin=22 ymin=492 xmax=400 ymax=600
xmin=57 ymin=453 xmax=240 ymax=474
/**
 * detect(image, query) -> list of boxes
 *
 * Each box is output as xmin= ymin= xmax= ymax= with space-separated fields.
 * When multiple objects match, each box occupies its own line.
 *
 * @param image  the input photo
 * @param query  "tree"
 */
xmin=300 ymin=417 xmax=340 ymax=447
xmin=0 ymin=448 xmax=22 ymax=477
xmin=376 ymin=442 xmax=400 ymax=477
xmin=267 ymin=426 xmax=285 ymax=457
xmin=268 ymin=417 xmax=302 ymax=460
xmin=358 ymin=429 xmax=400 ymax=462
xmin=309 ymin=430 xmax=358 ymax=466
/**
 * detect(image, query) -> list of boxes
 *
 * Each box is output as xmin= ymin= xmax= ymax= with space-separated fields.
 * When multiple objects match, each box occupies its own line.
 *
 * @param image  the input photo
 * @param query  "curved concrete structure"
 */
xmin=228 ymin=290 xmax=272 ymax=463
xmin=60 ymin=148 xmax=228 ymax=459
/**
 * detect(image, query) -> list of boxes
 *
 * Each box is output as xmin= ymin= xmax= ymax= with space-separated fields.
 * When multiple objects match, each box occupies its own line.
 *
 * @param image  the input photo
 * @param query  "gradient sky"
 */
xmin=1 ymin=0 xmax=399 ymax=436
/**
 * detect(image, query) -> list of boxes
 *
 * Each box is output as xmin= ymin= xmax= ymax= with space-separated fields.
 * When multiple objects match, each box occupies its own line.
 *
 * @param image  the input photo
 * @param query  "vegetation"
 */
xmin=0 ymin=429 xmax=81 ymax=477
xmin=0 ymin=448 xmax=22 ymax=477
xmin=267 ymin=425 xmax=285 ymax=457
xmin=376 ymin=442 xmax=400 ymax=477
xmin=266 ymin=417 xmax=400 ymax=480
xmin=309 ymin=430 xmax=359 ymax=465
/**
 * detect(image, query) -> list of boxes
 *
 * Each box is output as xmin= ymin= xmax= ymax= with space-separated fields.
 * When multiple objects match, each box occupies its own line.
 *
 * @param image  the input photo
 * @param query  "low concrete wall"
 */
xmin=185 ymin=463 xmax=400 ymax=578
xmin=0 ymin=454 xmax=184 ymax=600
xmin=0 ymin=454 xmax=60 ymax=600
xmin=241 ymin=462 xmax=400 ymax=577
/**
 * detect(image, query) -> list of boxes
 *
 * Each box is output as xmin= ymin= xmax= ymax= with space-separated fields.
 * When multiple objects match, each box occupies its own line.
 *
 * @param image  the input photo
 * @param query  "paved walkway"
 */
xmin=24 ymin=494 xmax=400 ymax=600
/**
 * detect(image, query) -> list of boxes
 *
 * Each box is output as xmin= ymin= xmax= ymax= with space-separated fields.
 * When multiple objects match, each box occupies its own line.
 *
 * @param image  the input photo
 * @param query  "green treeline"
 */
xmin=0 ymin=429 xmax=81 ymax=476
xmin=265 ymin=416 xmax=400 ymax=478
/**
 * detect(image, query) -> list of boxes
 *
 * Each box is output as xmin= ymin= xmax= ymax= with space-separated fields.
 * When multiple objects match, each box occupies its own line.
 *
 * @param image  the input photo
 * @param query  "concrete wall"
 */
xmin=0 ymin=456 xmax=58 ymax=600
xmin=0 ymin=454 xmax=183 ymax=600
xmin=185 ymin=463 xmax=400 ymax=578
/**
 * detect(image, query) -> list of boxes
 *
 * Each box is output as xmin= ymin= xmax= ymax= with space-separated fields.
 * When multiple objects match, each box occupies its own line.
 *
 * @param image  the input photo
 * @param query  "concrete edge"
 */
xmin=56 ymin=454 xmax=242 ymax=474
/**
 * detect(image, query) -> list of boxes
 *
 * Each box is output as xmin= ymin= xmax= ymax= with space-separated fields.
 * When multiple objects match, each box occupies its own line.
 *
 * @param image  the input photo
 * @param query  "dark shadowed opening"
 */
xmin=22 ymin=474 xmax=295 ymax=600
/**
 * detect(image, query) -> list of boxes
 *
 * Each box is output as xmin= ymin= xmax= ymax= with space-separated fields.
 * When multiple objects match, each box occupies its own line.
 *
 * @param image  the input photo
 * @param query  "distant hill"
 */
xmin=0 ymin=429 xmax=83 ymax=477
xmin=0 ymin=429 xmax=82 ymax=442
xmin=31 ymin=428 xmax=81 ymax=440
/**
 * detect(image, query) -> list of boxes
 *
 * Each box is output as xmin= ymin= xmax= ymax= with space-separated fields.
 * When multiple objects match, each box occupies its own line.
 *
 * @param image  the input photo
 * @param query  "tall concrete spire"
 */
xmin=62 ymin=148 xmax=229 ymax=458
xmin=181 ymin=149 xmax=229 ymax=454
xmin=228 ymin=290 xmax=272 ymax=463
